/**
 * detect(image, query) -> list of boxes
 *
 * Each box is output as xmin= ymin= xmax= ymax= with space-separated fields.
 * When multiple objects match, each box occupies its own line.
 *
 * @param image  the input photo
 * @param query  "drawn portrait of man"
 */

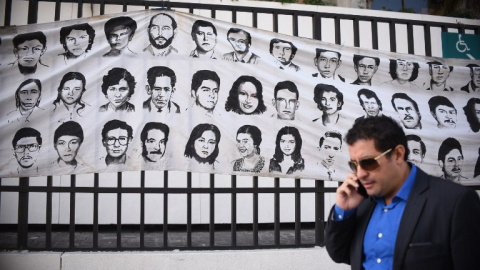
xmin=355 ymin=88 xmax=382 ymax=123
xmin=11 ymin=31 xmax=48 ymax=74
xmin=272 ymin=80 xmax=300 ymax=120
xmin=317 ymin=131 xmax=342 ymax=181
xmin=406 ymin=134 xmax=425 ymax=164
xmin=7 ymin=79 xmax=44 ymax=123
xmin=103 ymin=16 xmax=137 ymax=57
xmin=59 ymin=23 xmax=95 ymax=63
xmin=52 ymin=121 xmax=84 ymax=169
xmin=463 ymin=97 xmax=480 ymax=133
xmin=269 ymin=38 xmax=299 ymax=71
xmin=383 ymin=59 xmax=420 ymax=88
xmin=143 ymin=13 xmax=178 ymax=57
xmin=313 ymin=48 xmax=344 ymax=82
xmin=351 ymin=54 xmax=380 ymax=86
xmin=100 ymin=67 xmax=136 ymax=112
xmin=461 ymin=64 xmax=480 ymax=93
xmin=438 ymin=137 xmax=467 ymax=182
xmin=391 ymin=93 xmax=422 ymax=130
xmin=143 ymin=66 xmax=180 ymax=114
xmin=312 ymin=84 xmax=345 ymax=127
xmin=190 ymin=70 xmax=220 ymax=116
xmin=12 ymin=127 xmax=42 ymax=174
xmin=101 ymin=119 xmax=133 ymax=165
xmin=140 ymin=122 xmax=169 ymax=163
xmin=223 ymin=28 xmax=259 ymax=64
xmin=428 ymin=95 xmax=457 ymax=129
xmin=426 ymin=61 xmax=454 ymax=91
xmin=190 ymin=20 xmax=217 ymax=59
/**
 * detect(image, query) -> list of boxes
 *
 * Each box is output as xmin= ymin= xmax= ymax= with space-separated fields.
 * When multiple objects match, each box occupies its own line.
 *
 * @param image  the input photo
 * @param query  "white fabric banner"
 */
xmin=0 ymin=10 xmax=479 ymax=184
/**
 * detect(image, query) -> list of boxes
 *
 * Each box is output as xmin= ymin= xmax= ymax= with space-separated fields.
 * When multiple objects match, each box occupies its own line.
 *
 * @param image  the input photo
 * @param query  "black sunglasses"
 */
xmin=348 ymin=148 xmax=392 ymax=172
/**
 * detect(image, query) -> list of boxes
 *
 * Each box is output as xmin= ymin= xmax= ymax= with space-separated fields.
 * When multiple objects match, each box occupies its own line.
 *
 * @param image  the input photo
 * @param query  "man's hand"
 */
xmin=336 ymin=173 xmax=366 ymax=210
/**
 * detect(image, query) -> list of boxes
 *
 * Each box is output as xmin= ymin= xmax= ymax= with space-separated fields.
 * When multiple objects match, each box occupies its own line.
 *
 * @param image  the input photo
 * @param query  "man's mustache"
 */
xmin=149 ymin=150 xmax=163 ymax=155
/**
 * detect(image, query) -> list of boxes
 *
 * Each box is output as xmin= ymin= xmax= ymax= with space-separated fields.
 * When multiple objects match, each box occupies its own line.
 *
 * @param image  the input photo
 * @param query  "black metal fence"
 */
xmin=1 ymin=0 xmax=479 ymax=252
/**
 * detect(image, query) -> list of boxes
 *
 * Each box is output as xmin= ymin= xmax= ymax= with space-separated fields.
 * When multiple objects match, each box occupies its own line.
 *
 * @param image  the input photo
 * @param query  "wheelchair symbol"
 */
xmin=456 ymin=34 xmax=475 ymax=59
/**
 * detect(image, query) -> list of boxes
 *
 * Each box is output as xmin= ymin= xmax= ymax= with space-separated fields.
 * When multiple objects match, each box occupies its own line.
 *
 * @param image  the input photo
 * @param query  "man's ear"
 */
xmin=394 ymin=145 xmax=406 ymax=163
xmin=146 ymin=85 xmax=152 ymax=95
xmin=438 ymin=160 xmax=444 ymax=169
xmin=295 ymin=101 xmax=300 ymax=110
xmin=41 ymin=46 xmax=47 ymax=56
xmin=172 ymin=87 xmax=176 ymax=94
xmin=354 ymin=65 xmax=358 ymax=73
xmin=191 ymin=89 xmax=197 ymax=98
xmin=272 ymin=99 xmax=276 ymax=107
xmin=13 ymin=48 xmax=18 ymax=57
xmin=337 ymin=59 xmax=342 ymax=67
xmin=313 ymin=58 xmax=318 ymax=67
xmin=173 ymin=29 xmax=178 ymax=37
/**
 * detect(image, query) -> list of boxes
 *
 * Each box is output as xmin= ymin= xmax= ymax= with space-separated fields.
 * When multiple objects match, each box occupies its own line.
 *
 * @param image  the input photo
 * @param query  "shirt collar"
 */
xmin=372 ymin=163 xmax=417 ymax=203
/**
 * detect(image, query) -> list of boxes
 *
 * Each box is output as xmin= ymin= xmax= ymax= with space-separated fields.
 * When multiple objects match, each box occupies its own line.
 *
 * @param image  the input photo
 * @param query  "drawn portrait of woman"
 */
xmin=99 ymin=67 xmax=136 ymax=112
xmin=269 ymin=126 xmax=304 ymax=174
xmin=7 ymin=78 xmax=43 ymax=123
xmin=463 ymin=97 xmax=480 ymax=133
xmin=52 ymin=72 xmax=89 ymax=119
xmin=184 ymin=123 xmax=221 ymax=167
xmin=233 ymin=125 xmax=265 ymax=173
xmin=225 ymin=75 xmax=266 ymax=115
xmin=58 ymin=23 xmax=95 ymax=63
xmin=382 ymin=59 xmax=420 ymax=88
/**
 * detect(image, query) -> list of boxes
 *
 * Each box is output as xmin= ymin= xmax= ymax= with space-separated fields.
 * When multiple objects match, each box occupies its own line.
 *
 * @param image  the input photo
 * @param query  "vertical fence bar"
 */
xmin=313 ymin=14 xmax=321 ymax=41
xmin=117 ymin=172 xmax=122 ymax=248
xmin=122 ymin=0 xmax=127 ymax=12
xmin=27 ymin=0 xmax=39 ymax=24
xmin=232 ymin=10 xmax=237 ymax=24
xmin=315 ymin=180 xmax=325 ymax=246
xmin=77 ymin=0 xmax=83 ymax=18
xmin=140 ymin=171 xmax=145 ymax=248
xmin=293 ymin=13 xmax=299 ymax=37
xmin=407 ymin=22 xmax=414 ymax=54
xmin=100 ymin=0 xmax=105 ymax=15
xmin=334 ymin=16 xmax=341 ymax=45
xmin=187 ymin=172 xmax=192 ymax=247
xmin=252 ymin=10 xmax=258 ymax=29
xmin=93 ymin=173 xmax=99 ymax=248
xmin=163 ymin=170 xmax=168 ymax=248
xmin=54 ymin=0 xmax=61 ymax=21
xmin=274 ymin=177 xmax=280 ymax=246
xmin=253 ymin=176 xmax=259 ymax=246
xmin=231 ymin=175 xmax=237 ymax=247
xmin=389 ymin=21 xmax=397 ymax=53
xmin=4 ymin=0 xmax=13 ymax=26
xmin=69 ymin=175 xmax=76 ymax=249
xmin=273 ymin=12 xmax=278 ymax=33
xmin=294 ymin=179 xmax=301 ymax=246
xmin=371 ymin=19 xmax=379 ymax=50
xmin=209 ymin=174 xmax=215 ymax=247
xmin=17 ymin=177 xmax=29 ymax=250
xmin=424 ymin=24 xmax=432 ymax=57
xmin=46 ymin=176 xmax=53 ymax=249
xmin=353 ymin=18 xmax=360 ymax=48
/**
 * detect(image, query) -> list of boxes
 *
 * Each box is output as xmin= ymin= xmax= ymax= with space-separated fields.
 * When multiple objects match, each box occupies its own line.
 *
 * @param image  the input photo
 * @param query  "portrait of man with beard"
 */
xmin=140 ymin=122 xmax=169 ymax=163
xmin=438 ymin=137 xmax=467 ymax=182
xmin=143 ymin=13 xmax=178 ymax=57
xmin=391 ymin=93 xmax=422 ymax=130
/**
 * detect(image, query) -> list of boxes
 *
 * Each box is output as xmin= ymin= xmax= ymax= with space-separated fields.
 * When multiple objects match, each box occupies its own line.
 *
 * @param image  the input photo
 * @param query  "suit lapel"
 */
xmin=352 ymin=199 xmax=376 ymax=270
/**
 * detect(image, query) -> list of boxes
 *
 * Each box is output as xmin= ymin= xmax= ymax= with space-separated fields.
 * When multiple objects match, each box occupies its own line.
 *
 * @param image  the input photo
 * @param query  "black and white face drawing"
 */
xmin=12 ymin=127 xmax=42 ymax=172
xmin=387 ymin=59 xmax=419 ymax=87
xmin=312 ymin=84 xmax=344 ymax=127
xmin=406 ymin=134 xmax=425 ymax=164
xmin=356 ymin=88 xmax=382 ymax=121
xmin=272 ymin=80 xmax=299 ymax=120
xmin=103 ymin=16 xmax=137 ymax=57
xmin=59 ymin=23 xmax=95 ymax=60
xmin=222 ymin=28 xmax=259 ymax=64
xmin=313 ymin=49 xmax=344 ymax=82
xmin=100 ymin=67 xmax=136 ymax=112
xmin=391 ymin=93 xmax=422 ymax=130
xmin=318 ymin=131 xmax=342 ymax=180
xmin=427 ymin=61 xmax=453 ymax=91
xmin=438 ymin=137 xmax=466 ymax=182
xmin=269 ymin=38 xmax=299 ymax=71
xmin=269 ymin=126 xmax=304 ymax=174
xmin=191 ymin=70 xmax=220 ymax=114
xmin=475 ymin=147 xmax=480 ymax=179
xmin=428 ymin=96 xmax=457 ymax=129
xmin=144 ymin=13 xmax=178 ymax=57
xmin=53 ymin=121 xmax=84 ymax=167
xmin=184 ymin=123 xmax=221 ymax=166
xmin=351 ymin=54 xmax=380 ymax=86
xmin=190 ymin=20 xmax=217 ymax=59
xmin=461 ymin=64 xmax=480 ymax=93
xmin=8 ymin=79 xmax=42 ymax=123
xmin=101 ymin=120 xmax=133 ymax=165
xmin=225 ymin=75 xmax=266 ymax=115
xmin=12 ymin=31 xmax=48 ymax=74
xmin=463 ymin=98 xmax=480 ymax=133
xmin=53 ymin=72 xmax=88 ymax=117
xmin=144 ymin=66 xmax=180 ymax=114
xmin=141 ymin=122 xmax=169 ymax=163
xmin=233 ymin=125 xmax=265 ymax=173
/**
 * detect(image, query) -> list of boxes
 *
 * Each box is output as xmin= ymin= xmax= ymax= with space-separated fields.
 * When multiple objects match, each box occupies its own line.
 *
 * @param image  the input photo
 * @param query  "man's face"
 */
xmin=359 ymin=94 xmax=380 ymax=117
xmin=103 ymin=128 xmax=130 ymax=158
xmin=280 ymin=134 xmax=296 ymax=156
xmin=106 ymin=78 xmax=130 ymax=109
xmin=315 ymin=51 xmax=341 ymax=78
xmin=238 ymin=82 xmax=259 ymax=114
xmin=194 ymin=130 xmax=216 ymax=159
xmin=143 ymin=129 xmax=167 ymax=162
xmin=320 ymin=91 xmax=341 ymax=116
xmin=192 ymin=79 xmax=219 ymax=111
xmin=15 ymin=39 xmax=45 ymax=67
xmin=440 ymin=149 xmax=463 ymax=180
xmin=273 ymin=89 xmax=298 ymax=120
xmin=18 ymin=82 xmax=40 ymax=110
xmin=61 ymin=79 xmax=83 ymax=105
xmin=55 ymin=135 xmax=81 ymax=163
xmin=65 ymin=29 xmax=89 ymax=56
xmin=14 ymin=136 xmax=40 ymax=168
xmin=236 ymin=133 xmax=255 ymax=158
xmin=407 ymin=140 xmax=423 ymax=164
xmin=147 ymin=76 xmax=174 ymax=110
xmin=396 ymin=60 xmax=414 ymax=81
xmin=149 ymin=15 xmax=176 ymax=49
xmin=354 ymin=57 xmax=378 ymax=83
xmin=471 ymin=67 xmax=480 ymax=88
xmin=227 ymin=32 xmax=249 ymax=54
xmin=194 ymin=26 xmax=216 ymax=52
xmin=430 ymin=64 xmax=450 ymax=84
xmin=475 ymin=103 xmax=480 ymax=123
xmin=393 ymin=98 xmax=420 ymax=129
xmin=434 ymin=105 xmax=457 ymax=128
xmin=108 ymin=26 xmax=132 ymax=50
xmin=319 ymin=136 xmax=341 ymax=168
xmin=271 ymin=42 xmax=293 ymax=65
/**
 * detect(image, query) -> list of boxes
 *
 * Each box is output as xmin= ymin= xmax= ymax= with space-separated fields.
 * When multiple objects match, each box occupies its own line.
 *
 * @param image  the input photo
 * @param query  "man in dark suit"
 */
xmin=325 ymin=116 xmax=480 ymax=270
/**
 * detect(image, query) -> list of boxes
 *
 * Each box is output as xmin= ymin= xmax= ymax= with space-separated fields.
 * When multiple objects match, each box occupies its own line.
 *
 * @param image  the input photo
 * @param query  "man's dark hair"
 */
xmin=101 ymin=67 xmax=136 ymax=97
xmin=191 ymin=70 xmax=220 ymax=94
xmin=104 ymin=16 xmax=137 ymax=39
xmin=53 ymin=72 xmax=87 ymax=115
xmin=353 ymin=54 xmax=380 ymax=66
xmin=463 ymin=98 xmax=480 ymax=133
xmin=147 ymin=66 xmax=176 ymax=89
xmin=101 ymin=119 xmax=133 ymax=141
xmin=59 ymin=23 xmax=95 ymax=53
xmin=273 ymin=126 xmax=303 ymax=163
xmin=467 ymin=63 xmax=479 ymax=72
xmin=274 ymin=80 xmax=299 ymax=99
xmin=313 ymin=84 xmax=344 ymax=110
xmin=391 ymin=93 xmax=419 ymax=113
xmin=428 ymin=95 xmax=456 ymax=114
xmin=13 ymin=31 xmax=47 ymax=48
xmin=269 ymin=38 xmax=297 ymax=59
xmin=237 ymin=125 xmax=262 ymax=155
xmin=346 ymin=116 xmax=408 ymax=161
xmin=140 ymin=122 xmax=170 ymax=144
xmin=12 ymin=127 xmax=42 ymax=147
xmin=54 ymin=121 xmax=84 ymax=144
xmin=357 ymin=88 xmax=382 ymax=110
xmin=15 ymin=79 xmax=42 ymax=108
xmin=315 ymin=48 xmax=341 ymax=60
xmin=225 ymin=75 xmax=266 ymax=115
xmin=438 ymin=137 xmax=463 ymax=163
xmin=389 ymin=59 xmax=419 ymax=81
xmin=227 ymin=28 xmax=251 ymax=45
xmin=191 ymin=20 xmax=217 ymax=39
xmin=319 ymin=131 xmax=342 ymax=148
xmin=184 ymin=123 xmax=221 ymax=165
xmin=427 ymin=61 xmax=453 ymax=72
xmin=148 ymin=13 xmax=177 ymax=30
xmin=406 ymin=134 xmax=426 ymax=158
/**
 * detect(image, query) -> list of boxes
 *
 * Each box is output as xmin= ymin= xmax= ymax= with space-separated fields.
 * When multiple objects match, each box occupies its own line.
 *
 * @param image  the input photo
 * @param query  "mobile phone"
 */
xmin=356 ymin=180 xmax=368 ymax=198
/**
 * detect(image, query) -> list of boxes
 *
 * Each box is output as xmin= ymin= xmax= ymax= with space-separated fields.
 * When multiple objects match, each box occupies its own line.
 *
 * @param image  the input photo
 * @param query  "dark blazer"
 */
xmin=325 ymin=168 xmax=480 ymax=270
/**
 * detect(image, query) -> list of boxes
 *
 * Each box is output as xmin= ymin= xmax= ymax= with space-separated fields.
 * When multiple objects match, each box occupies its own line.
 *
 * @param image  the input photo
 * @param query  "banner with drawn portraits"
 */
xmin=0 ymin=9 xmax=479 ymax=184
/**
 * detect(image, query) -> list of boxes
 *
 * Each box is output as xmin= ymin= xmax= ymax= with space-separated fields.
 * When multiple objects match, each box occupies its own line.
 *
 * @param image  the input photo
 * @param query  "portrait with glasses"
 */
xmin=461 ymin=63 xmax=480 ymax=94
xmin=381 ymin=59 xmax=420 ymax=89
xmin=101 ymin=119 xmax=133 ymax=166
xmin=223 ymin=28 xmax=259 ymax=64
xmin=12 ymin=127 xmax=42 ymax=174
xmin=52 ymin=121 xmax=84 ymax=171
xmin=426 ymin=61 xmax=454 ymax=91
